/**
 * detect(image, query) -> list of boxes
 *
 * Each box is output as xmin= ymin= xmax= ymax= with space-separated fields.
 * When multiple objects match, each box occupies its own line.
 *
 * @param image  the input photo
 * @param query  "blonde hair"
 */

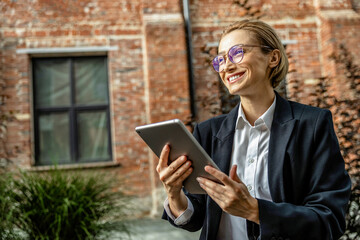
xmin=221 ymin=19 xmax=289 ymax=88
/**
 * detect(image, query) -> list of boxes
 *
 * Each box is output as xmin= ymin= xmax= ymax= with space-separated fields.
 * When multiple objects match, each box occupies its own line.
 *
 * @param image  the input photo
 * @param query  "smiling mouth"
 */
xmin=228 ymin=72 xmax=245 ymax=84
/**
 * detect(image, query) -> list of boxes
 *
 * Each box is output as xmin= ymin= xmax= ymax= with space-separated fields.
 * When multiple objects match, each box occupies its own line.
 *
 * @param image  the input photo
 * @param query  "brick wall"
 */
xmin=0 ymin=0 xmax=192 ymax=199
xmin=1 ymin=0 xmax=359 ymax=215
xmin=143 ymin=14 xmax=191 ymax=124
xmin=189 ymin=0 xmax=359 ymax=119
xmin=317 ymin=10 xmax=360 ymax=100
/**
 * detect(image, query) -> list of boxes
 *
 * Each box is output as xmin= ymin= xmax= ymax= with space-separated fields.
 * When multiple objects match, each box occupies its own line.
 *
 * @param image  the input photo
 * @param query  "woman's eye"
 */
xmin=232 ymin=48 xmax=244 ymax=55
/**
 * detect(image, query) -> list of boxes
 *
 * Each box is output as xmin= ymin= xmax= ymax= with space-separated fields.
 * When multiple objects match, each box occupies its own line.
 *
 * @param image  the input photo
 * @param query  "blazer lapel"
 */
xmin=205 ymin=93 xmax=296 ymax=238
xmin=206 ymin=104 xmax=239 ymax=240
xmin=213 ymin=104 xmax=239 ymax=174
xmin=206 ymin=94 xmax=296 ymax=238
xmin=268 ymin=93 xmax=297 ymax=202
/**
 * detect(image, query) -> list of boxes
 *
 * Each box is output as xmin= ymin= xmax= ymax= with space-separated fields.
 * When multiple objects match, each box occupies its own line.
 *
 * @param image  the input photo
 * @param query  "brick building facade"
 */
xmin=1 ymin=0 xmax=359 ymax=215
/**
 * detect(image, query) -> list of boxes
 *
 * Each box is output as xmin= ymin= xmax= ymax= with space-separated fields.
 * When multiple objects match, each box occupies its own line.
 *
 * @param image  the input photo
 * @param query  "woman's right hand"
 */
xmin=156 ymin=144 xmax=193 ymax=217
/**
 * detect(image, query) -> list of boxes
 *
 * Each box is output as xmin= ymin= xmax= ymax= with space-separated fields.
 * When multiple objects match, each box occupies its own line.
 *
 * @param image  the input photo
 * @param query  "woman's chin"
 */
xmin=227 ymin=84 xmax=244 ymax=96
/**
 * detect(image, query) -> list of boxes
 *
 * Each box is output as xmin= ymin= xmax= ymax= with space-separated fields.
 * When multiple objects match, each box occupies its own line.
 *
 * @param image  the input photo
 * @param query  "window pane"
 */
xmin=38 ymin=113 xmax=71 ymax=165
xmin=74 ymin=58 xmax=108 ymax=105
xmin=34 ymin=59 xmax=71 ymax=107
xmin=77 ymin=111 xmax=110 ymax=162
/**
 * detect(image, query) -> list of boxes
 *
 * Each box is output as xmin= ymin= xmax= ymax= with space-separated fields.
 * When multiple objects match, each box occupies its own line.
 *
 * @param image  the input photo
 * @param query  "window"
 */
xmin=32 ymin=56 xmax=112 ymax=166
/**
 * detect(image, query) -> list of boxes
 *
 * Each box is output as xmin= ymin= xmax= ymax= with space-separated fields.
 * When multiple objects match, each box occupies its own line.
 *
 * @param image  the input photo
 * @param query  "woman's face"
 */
xmin=218 ymin=30 xmax=274 ymax=97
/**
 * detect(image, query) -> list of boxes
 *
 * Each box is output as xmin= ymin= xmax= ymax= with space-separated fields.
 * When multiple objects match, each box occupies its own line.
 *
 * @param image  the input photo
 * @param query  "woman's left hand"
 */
xmin=196 ymin=165 xmax=260 ymax=224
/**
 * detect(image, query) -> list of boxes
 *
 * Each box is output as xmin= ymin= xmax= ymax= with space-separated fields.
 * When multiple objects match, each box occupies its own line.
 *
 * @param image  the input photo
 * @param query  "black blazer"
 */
xmin=163 ymin=92 xmax=351 ymax=240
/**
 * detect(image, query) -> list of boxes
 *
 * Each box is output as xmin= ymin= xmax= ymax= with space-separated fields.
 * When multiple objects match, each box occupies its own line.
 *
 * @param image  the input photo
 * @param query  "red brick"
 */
xmin=35 ymin=31 xmax=47 ymax=37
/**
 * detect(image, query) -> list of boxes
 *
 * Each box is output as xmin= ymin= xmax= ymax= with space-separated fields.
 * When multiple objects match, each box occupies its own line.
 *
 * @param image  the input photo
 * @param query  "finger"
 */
xmin=157 ymin=144 xmax=170 ymax=172
xmin=229 ymin=165 xmax=241 ymax=183
xmin=197 ymin=177 xmax=216 ymax=191
xmin=204 ymin=165 xmax=233 ymax=186
xmin=160 ymin=156 xmax=188 ymax=181
xmin=174 ymin=166 xmax=193 ymax=185
xmin=197 ymin=176 xmax=223 ymax=190
xmin=197 ymin=181 xmax=223 ymax=208
xmin=163 ymin=159 xmax=192 ymax=184
xmin=197 ymin=177 xmax=226 ymax=200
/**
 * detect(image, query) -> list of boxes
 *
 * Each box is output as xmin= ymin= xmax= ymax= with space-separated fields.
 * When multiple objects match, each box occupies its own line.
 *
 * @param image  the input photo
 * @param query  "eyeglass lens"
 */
xmin=212 ymin=45 xmax=244 ymax=72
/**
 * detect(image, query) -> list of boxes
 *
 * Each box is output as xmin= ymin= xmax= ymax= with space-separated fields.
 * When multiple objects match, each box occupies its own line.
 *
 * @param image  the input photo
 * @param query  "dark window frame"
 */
xmin=32 ymin=56 xmax=112 ymax=166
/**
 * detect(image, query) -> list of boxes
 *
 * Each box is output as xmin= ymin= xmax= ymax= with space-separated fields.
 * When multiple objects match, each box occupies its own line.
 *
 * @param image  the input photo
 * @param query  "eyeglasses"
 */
xmin=212 ymin=44 xmax=272 ymax=72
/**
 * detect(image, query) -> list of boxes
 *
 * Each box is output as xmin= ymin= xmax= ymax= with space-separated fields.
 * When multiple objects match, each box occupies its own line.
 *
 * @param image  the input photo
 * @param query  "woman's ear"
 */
xmin=268 ymin=49 xmax=280 ymax=68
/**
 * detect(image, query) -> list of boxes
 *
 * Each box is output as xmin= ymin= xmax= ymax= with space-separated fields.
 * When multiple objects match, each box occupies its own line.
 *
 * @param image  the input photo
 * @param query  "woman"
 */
xmin=156 ymin=19 xmax=351 ymax=240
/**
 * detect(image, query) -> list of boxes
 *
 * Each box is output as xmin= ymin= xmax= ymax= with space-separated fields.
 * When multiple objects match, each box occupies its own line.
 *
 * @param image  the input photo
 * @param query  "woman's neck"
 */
xmin=240 ymin=90 xmax=275 ymax=126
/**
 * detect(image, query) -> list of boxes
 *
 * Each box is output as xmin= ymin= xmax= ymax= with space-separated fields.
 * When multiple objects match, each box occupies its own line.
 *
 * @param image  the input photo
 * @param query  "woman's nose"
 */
xmin=223 ymin=58 xmax=236 ymax=72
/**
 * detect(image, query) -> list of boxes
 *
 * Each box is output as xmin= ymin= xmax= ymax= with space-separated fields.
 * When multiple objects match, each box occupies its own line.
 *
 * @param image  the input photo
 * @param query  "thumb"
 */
xmin=229 ymin=165 xmax=241 ymax=183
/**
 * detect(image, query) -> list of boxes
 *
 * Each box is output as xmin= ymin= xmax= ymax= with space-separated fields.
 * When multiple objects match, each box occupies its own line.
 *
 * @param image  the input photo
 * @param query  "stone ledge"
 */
xmin=142 ymin=13 xmax=183 ymax=23
xmin=318 ymin=9 xmax=360 ymax=21
xmin=16 ymin=46 xmax=119 ymax=56
xmin=28 ymin=161 xmax=121 ymax=172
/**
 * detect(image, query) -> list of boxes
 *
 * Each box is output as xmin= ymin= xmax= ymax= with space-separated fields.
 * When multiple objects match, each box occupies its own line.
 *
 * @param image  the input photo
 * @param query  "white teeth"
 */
xmin=229 ymin=74 xmax=243 ymax=82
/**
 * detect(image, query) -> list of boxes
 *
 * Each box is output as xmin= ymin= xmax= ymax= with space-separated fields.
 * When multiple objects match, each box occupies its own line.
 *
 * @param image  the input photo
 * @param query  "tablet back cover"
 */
xmin=135 ymin=119 xmax=219 ymax=194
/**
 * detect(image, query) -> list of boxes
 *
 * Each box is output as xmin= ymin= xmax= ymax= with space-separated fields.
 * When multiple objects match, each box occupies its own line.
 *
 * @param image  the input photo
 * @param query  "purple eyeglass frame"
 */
xmin=212 ymin=44 xmax=272 ymax=72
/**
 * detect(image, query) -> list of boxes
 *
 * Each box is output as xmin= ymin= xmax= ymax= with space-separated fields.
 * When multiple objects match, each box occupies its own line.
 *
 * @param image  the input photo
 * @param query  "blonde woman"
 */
xmin=157 ymin=19 xmax=351 ymax=240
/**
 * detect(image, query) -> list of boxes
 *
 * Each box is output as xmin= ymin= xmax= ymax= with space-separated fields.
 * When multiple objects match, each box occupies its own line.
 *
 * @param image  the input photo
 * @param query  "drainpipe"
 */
xmin=182 ymin=0 xmax=197 ymax=123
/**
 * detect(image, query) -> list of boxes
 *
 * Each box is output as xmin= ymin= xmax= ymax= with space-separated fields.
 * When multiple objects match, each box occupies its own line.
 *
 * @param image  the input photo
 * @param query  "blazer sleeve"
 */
xmin=161 ymin=123 xmax=207 ymax=232
xmin=257 ymin=109 xmax=351 ymax=240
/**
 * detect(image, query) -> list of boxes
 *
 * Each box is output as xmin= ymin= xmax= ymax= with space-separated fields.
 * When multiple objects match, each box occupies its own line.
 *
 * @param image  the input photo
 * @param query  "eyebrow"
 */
xmin=217 ymin=44 xmax=247 ymax=55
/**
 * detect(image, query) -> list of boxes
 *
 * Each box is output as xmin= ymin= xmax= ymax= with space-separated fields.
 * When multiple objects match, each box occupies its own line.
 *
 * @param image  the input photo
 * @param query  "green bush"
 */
xmin=9 ymin=169 xmax=130 ymax=240
xmin=0 ymin=173 xmax=21 ymax=240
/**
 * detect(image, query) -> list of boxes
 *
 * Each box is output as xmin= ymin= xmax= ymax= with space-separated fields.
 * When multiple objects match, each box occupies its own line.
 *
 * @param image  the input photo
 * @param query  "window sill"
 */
xmin=28 ymin=161 xmax=121 ymax=172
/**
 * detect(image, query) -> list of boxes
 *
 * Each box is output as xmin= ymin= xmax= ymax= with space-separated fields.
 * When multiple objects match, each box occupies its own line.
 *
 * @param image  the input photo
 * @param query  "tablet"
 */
xmin=135 ymin=119 xmax=220 ymax=194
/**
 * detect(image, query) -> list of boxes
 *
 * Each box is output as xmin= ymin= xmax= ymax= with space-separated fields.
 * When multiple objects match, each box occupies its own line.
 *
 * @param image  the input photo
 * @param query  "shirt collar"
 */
xmin=236 ymin=95 xmax=276 ymax=130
